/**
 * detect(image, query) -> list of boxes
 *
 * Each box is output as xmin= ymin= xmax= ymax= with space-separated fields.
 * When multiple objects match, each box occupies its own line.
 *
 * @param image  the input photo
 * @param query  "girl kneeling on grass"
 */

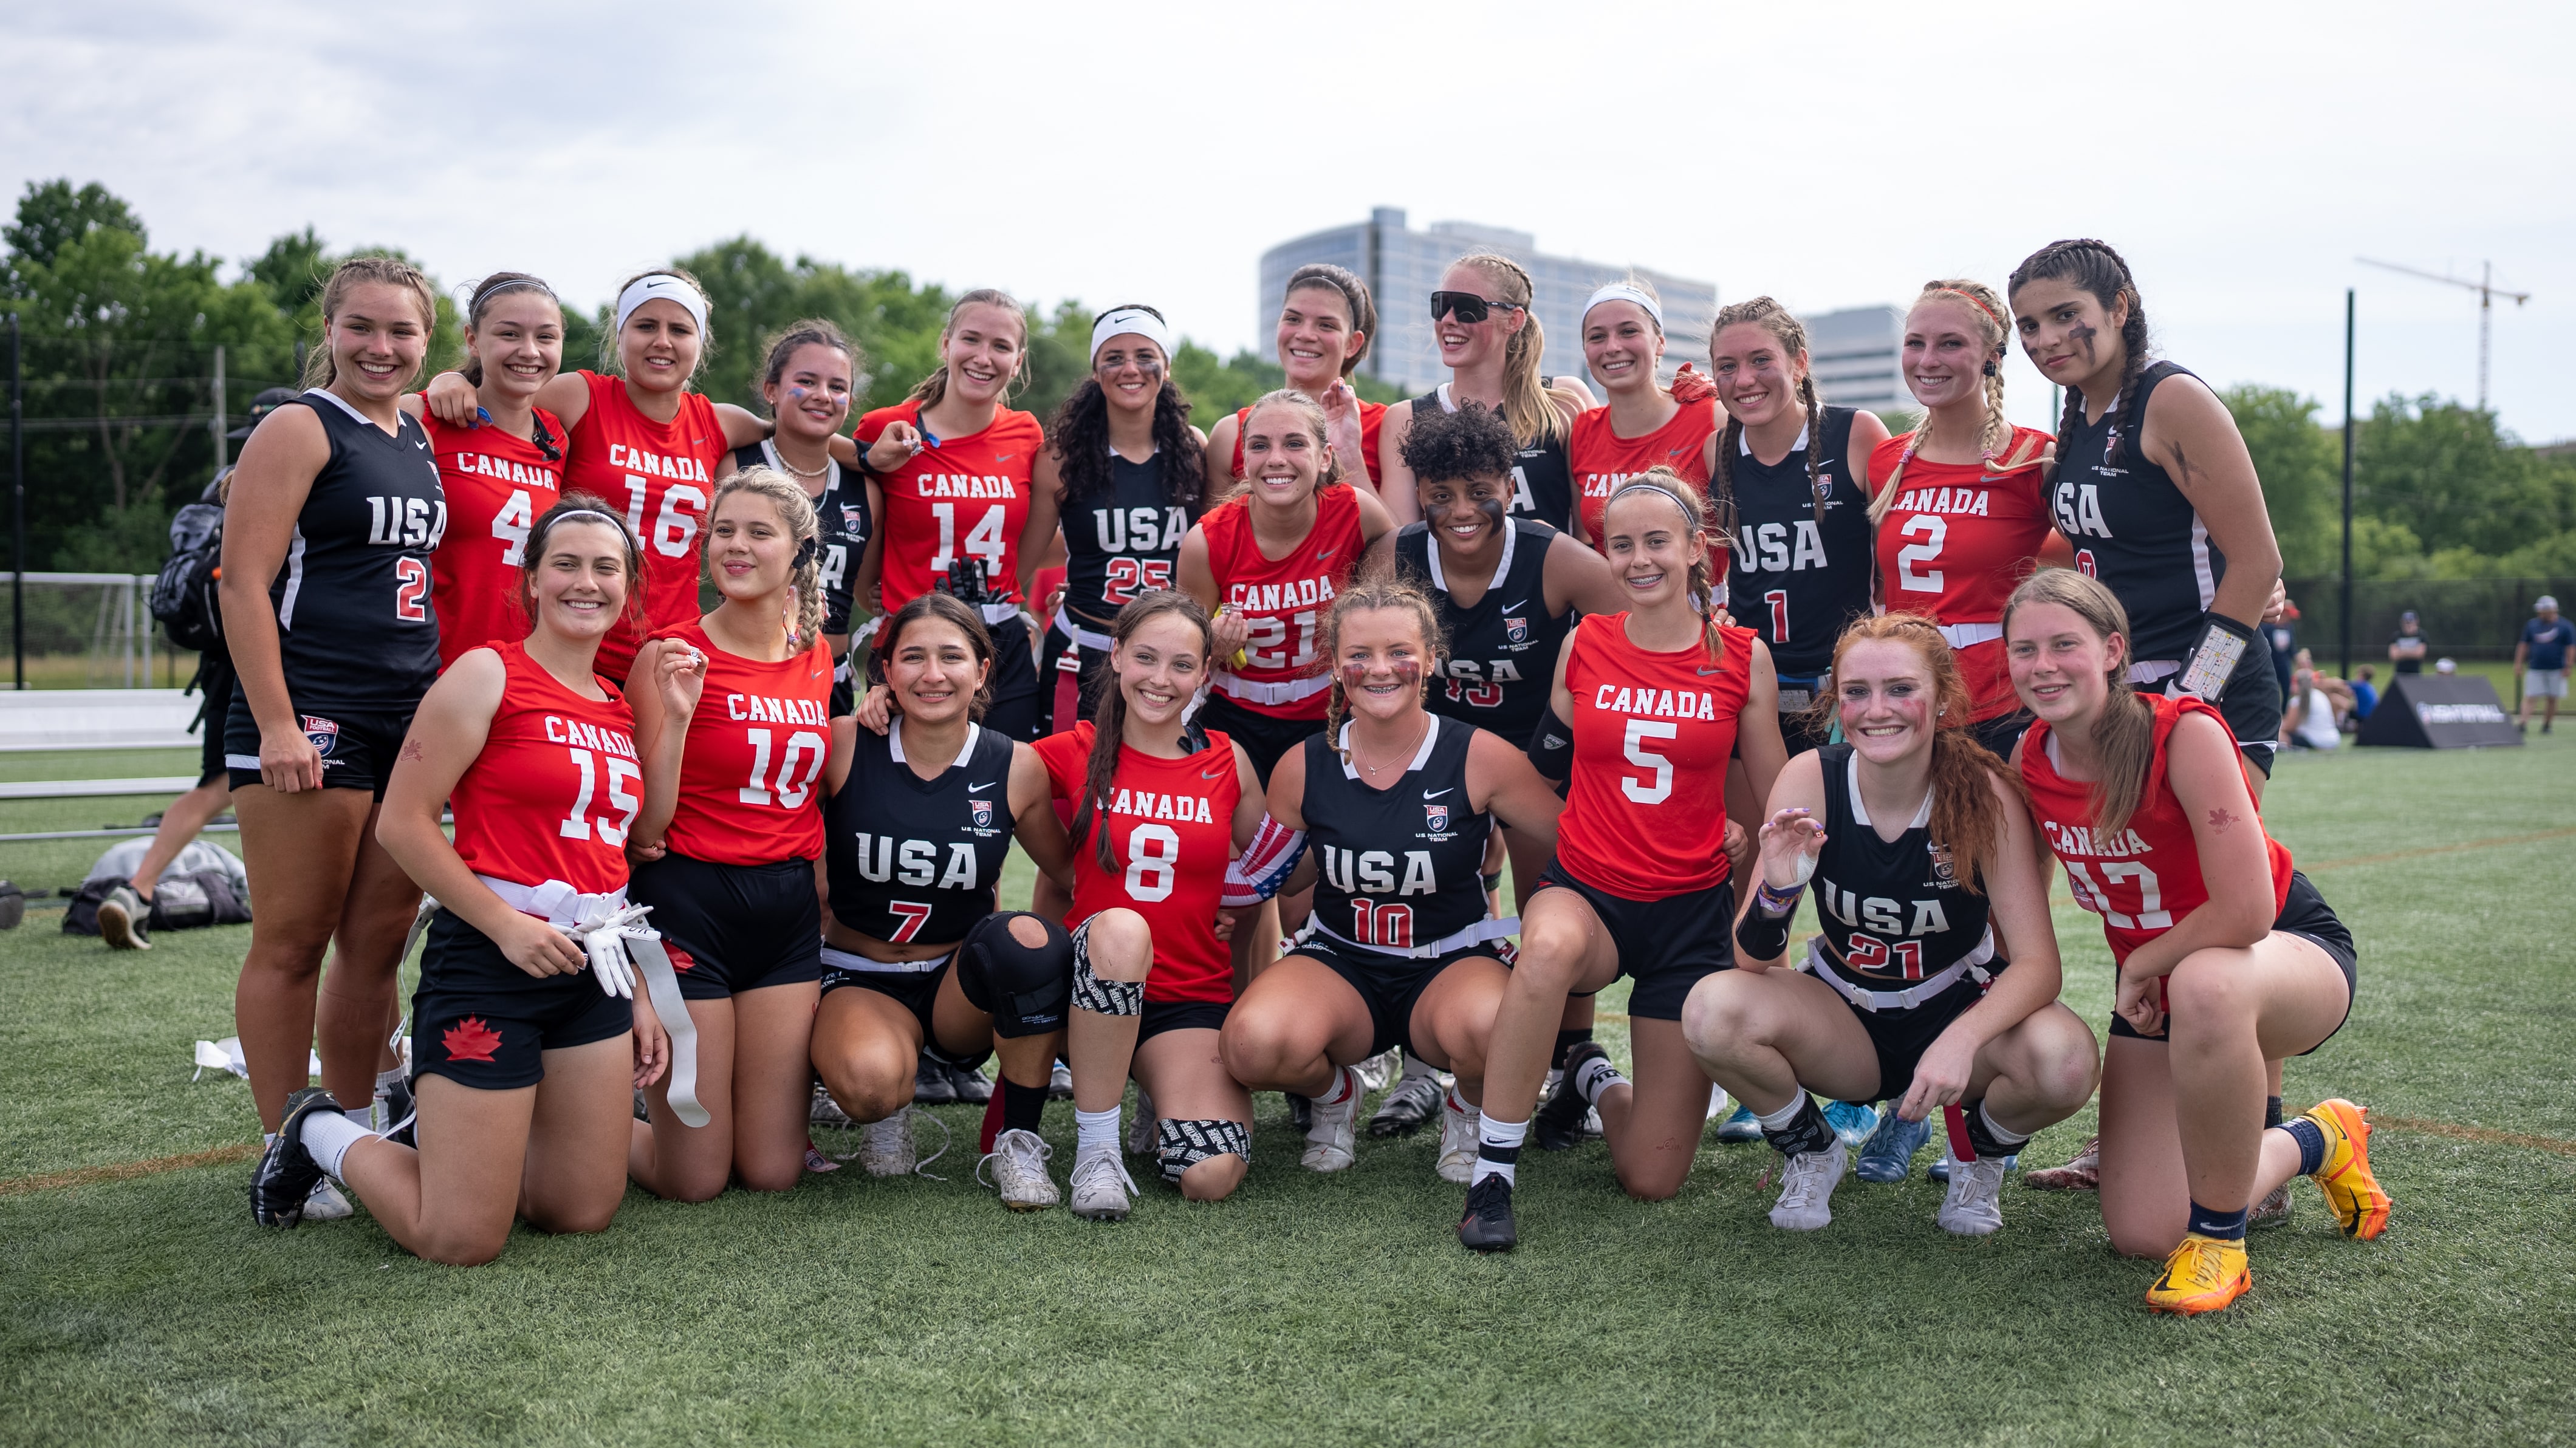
xmin=2004 ymin=568 xmax=2388 ymax=1315
xmin=252 ymin=497 xmax=699 ymax=1265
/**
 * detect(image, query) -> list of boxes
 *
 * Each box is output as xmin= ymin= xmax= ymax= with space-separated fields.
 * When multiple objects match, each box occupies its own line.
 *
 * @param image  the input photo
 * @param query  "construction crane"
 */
xmin=2355 ymin=258 xmax=2530 ymax=411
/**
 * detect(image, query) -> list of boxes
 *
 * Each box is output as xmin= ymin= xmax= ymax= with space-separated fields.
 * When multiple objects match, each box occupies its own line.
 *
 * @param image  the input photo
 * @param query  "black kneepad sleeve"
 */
xmin=954 ymin=912 xmax=1074 ymax=1037
xmin=1527 ymin=704 xmax=1575 ymax=783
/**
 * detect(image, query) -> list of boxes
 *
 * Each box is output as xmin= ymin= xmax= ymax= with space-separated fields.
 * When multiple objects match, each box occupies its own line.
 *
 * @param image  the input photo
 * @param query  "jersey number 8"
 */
xmin=1123 ymin=822 xmax=1180 ymax=902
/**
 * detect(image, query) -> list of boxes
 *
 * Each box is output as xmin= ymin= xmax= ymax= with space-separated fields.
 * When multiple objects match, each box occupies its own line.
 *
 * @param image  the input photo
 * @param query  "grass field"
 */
xmin=4 ymin=733 xmax=2573 ymax=1446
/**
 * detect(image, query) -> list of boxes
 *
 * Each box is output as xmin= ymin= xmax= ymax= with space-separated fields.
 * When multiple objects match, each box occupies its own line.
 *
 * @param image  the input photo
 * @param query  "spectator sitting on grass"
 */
xmin=2349 ymin=666 xmax=2379 ymax=724
xmin=2515 ymin=594 xmax=2571 ymax=736
xmin=2283 ymin=649 xmax=2345 ymax=751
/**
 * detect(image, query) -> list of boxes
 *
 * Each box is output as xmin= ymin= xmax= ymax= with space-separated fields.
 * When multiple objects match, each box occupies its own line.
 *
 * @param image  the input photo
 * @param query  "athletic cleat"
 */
xmin=1068 ymin=1147 xmax=1139 ymax=1221
xmin=1457 ymin=1173 xmax=1517 ymax=1252
xmin=804 ymin=1142 xmax=841 ymax=1173
xmin=913 ymin=1055 xmax=956 ymax=1105
xmin=2303 ymin=1099 xmax=2391 ymax=1240
xmin=976 ymin=1127 xmax=1060 ymax=1211
xmin=1047 ymin=1060 xmax=1074 ymax=1101
xmin=1715 ymin=1102 xmax=1766 ymax=1144
xmin=1301 ymin=1069 xmax=1360 ymax=1173
xmin=1936 ymin=1155 xmax=2010 ymax=1236
xmin=1534 ymin=1043 xmax=1605 ymax=1151
xmin=1367 ymin=1072 xmax=1442 ymax=1138
xmin=2024 ymin=1135 xmax=2100 ymax=1190
xmin=1355 ymin=1048 xmax=1400 ymax=1092
xmin=302 ymin=1177 xmax=355 ymax=1222
xmin=1127 ymin=1089 xmax=1157 ymax=1156
xmin=1855 ymin=1109 xmax=1931 ymax=1183
xmin=2251 ymin=1181 xmax=2294 ymax=1229
xmin=374 ymin=1074 xmax=415 ymax=1136
xmin=1436 ymin=1095 xmax=1480 ymax=1184
xmin=1287 ymin=1093 xmax=1313 ymax=1132
xmin=858 ymin=1112 xmax=917 ymax=1176
xmin=633 ymin=1090 xmax=651 ymax=1122
xmin=810 ymin=1082 xmax=855 ymax=1129
xmin=1768 ymin=1139 xmax=1848 ymax=1232
xmin=948 ymin=1061 xmax=993 ymax=1104
xmin=96 ymin=883 xmax=151 ymax=950
xmin=251 ymin=1087 xmax=342 ymax=1228
xmin=1928 ymin=1147 xmax=2013 ymax=1183
xmin=2145 ymin=1232 xmax=2251 ymax=1316
xmin=1823 ymin=1099 xmax=1879 ymax=1149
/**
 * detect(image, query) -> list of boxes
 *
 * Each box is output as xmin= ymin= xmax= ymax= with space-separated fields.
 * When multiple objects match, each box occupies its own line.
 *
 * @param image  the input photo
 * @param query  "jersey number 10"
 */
xmin=736 ymin=728 xmax=827 ymax=809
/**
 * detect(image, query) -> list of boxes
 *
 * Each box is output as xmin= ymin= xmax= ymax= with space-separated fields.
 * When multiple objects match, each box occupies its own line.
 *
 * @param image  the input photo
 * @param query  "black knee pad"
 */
xmin=954 ymin=912 xmax=1074 ymax=1037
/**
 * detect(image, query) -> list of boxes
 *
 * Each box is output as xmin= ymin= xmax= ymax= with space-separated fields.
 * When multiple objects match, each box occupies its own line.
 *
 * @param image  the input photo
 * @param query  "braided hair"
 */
xmin=2009 ymin=239 xmax=2153 ymax=466
xmin=1070 ymin=592 xmax=1213 ymax=874
xmin=1049 ymin=304 xmax=1205 ymax=517
xmin=707 ymin=466 xmax=824 ymax=650
xmin=1317 ymin=579 xmax=1449 ymax=772
xmin=1869 ymin=279 xmax=2015 ymax=525
xmin=1707 ymin=296 xmax=1827 ymax=550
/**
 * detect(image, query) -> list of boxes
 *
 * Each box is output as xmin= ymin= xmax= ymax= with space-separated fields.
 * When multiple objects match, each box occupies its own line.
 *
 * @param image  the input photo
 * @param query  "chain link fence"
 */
xmin=2280 ymin=576 xmax=2576 ymax=663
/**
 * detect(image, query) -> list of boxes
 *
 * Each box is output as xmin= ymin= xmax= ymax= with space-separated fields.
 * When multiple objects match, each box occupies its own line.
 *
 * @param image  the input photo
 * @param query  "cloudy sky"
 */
xmin=7 ymin=0 xmax=2570 ymax=439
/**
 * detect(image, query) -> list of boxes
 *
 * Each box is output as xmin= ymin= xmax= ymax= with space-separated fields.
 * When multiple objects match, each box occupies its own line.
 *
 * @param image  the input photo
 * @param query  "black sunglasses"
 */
xmin=1430 ymin=291 xmax=1524 ymax=324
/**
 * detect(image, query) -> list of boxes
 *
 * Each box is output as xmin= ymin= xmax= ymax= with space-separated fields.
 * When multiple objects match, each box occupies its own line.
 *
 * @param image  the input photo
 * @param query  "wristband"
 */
xmin=1527 ymin=705 xmax=1575 ymax=782
xmin=2174 ymin=612 xmax=2256 ymax=700
xmin=1736 ymin=910 xmax=1792 ymax=962
xmin=1752 ymin=878 xmax=1806 ymax=918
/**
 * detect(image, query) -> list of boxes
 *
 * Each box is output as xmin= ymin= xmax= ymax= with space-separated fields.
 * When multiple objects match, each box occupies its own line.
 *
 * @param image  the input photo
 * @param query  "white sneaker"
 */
xmin=1069 ymin=1146 xmax=1139 ymax=1221
xmin=977 ymin=1127 xmax=1060 ymax=1211
xmin=1936 ymin=1154 xmax=2010 ymax=1237
xmin=1300 ymin=1068 xmax=1360 ymax=1173
xmin=811 ymin=1082 xmax=854 ymax=1129
xmin=1769 ymin=1139 xmax=1848 ymax=1232
xmin=1127 ymin=1089 xmax=1157 ymax=1157
xmin=303 ymin=1177 xmax=354 ymax=1222
xmin=1707 ymin=1084 xmax=1729 ymax=1121
xmin=1436 ymin=1095 xmax=1480 ymax=1185
xmin=1355 ymin=1049 xmax=1400 ymax=1092
xmin=858 ymin=1112 xmax=916 ymax=1177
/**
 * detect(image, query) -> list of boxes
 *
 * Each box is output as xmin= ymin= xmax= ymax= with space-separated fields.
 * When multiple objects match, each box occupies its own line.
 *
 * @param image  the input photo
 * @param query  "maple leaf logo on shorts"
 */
xmin=442 ymin=1016 xmax=503 ymax=1064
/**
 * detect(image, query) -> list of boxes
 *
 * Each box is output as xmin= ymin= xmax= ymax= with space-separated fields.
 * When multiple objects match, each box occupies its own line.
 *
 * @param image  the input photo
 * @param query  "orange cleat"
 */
xmin=2303 ymin=1099 xmax=2392 ymax=1240
xmin=2146 ymin=1232 xmax=2251 ymax=1316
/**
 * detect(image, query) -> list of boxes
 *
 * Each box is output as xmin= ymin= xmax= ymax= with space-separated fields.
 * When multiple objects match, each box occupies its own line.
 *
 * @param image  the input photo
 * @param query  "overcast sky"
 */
xmin=8 ymin=0 xmax=2570 ymax=440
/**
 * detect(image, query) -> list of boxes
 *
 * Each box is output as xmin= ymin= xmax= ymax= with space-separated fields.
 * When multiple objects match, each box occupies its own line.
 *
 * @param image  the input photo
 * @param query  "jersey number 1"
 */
xmin=933 ymin=503 xmax=1007 ymax=578
xmin=736 ymin=728 xmax=827 ymax=809
xmin=557 ymin=746 xmax=642 ymax=846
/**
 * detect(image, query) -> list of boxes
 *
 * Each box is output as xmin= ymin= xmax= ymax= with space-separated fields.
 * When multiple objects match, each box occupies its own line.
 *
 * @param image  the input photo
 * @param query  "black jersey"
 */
xmin=1392 ymin=517 xmax=1566 ymax=745
xmin=732 ymin=440 xmax=868 ymax=637
xmin=2054 ymin=363 xmax=2225 ymax=664
xmin=824 ymin=722 xmax=1017 ymax=946
xmin=1302 ymin=712 xmax=1492 ymax=957
xmin=1410 ymin=385 xmax=1575 ymax=532
xmin=1716 ymin=406 xmax=1869 ymax=679
xmin=1060 ymin=450 xmax=1190 ymax=628
xmin=269 ymin=390 xmax=445 ymax=712
xmin=1811 ymin=743 xmax=1993 ymax=988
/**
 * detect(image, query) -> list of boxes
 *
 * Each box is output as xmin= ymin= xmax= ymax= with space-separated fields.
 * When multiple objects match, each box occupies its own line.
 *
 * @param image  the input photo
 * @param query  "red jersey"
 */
xmin=450 ymin=639 xmax=638 ymax=895
xmin=1567 ymin=398 xmax=1718 ymax=547
xmin=1554 ymin=612 xmax=1755 ymax=899
xmin=1231 ymin=400 xmax=1387 ymax=486
xmin=1202 ymin=484 xmax=1364 ymax=720
xmin=855 ymin=400 xmax=1044 ymax=616
xmin=655 ymin=620 xmax=834 ymax=867
xmin=1869 ymin=426 xmax=2055 ymax=720
xmin=420 ymin=400 xmax=566 ymax=668
xmin=562 ymin=371 xmax=725 ymax=678
xmin=2020 ymin=694 xmax=2293 ymax=964
xmin=1032 ymin=722 xmax=1242 ymax=1005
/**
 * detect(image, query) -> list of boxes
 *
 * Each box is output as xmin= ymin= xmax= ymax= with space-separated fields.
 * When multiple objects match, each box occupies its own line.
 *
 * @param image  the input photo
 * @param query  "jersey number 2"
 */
xmin=394 ymin=558 xmax=428 ymax=623
xmin=1897 ymin=515 xmax=1947 ymax=593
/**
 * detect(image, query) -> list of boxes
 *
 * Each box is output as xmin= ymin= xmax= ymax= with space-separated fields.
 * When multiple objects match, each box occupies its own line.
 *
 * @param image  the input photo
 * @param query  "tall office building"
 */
xmin=1258 ymin=208 xmax=1717 ymax=396
xmin=1803 ymin=305 xmax=1907 ymax=416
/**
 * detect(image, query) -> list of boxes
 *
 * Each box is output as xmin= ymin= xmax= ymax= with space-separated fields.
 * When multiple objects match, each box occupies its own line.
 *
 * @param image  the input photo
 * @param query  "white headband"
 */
xmin=1091 ymin=307 xmax=1174 ymax=365
xmin=615 ymin=274 xmax=709 ymax=336
xmin=1583 ymin=283 xmax=1663 ymax=327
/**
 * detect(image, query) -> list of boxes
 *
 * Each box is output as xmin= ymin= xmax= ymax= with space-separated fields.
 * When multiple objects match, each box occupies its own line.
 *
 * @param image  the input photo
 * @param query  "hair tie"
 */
xmin=793 ymin=534 xmax=818 ymax=570
xmin=1605 ymin=480 xmax=1697 ymax=528
xmin=1932 ymin=287 xmax=2008 ymax=332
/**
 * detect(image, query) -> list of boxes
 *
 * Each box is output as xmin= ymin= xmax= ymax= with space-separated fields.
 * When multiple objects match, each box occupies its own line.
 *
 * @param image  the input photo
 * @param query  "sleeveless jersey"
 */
xmin=1410 ymin=385 xmax=1574 ymax=531
xmin=1810 ymin=743 xmax=1993 ymax=985
xmin=562 ymin=371 xmax=725 ymax=678
xmin=269 ymin=390 xmax=446 ymax=711
xmin=1568 ymin=398 xmax=1718 ymax=546
xmin=2054 ymin=363 xmax=2226 ymax=663
xmin=422 ymin=401 xmax=564 ymax=668
xmin=731 ymin=440 xmax=868 ymax=637
xmin=1060 ymin=451 xmax=1191 ymax=628
xmin=1715 ymin=407 xmax=1870 ymax=678
xmin=1202 ymin=484 xmax=1363 ymax=720
xmin=855 ymin=400 xmax=1044 ymax=618
xmin=1553 ymin=612 xmax=1754 ymax=899
xmin=1032 ymin=722 xmax=1242 ymax=1004
xmin=1232 ymin=399 xmax=1386 ymax=485
xmin=1302 ymin=712 xmax=1492 ymax=956
xmin=448 ymin=640 xmax=637 ymax=895
xmin=2019 ymin=693 xmax=2292 ymax=965
xmin=1393 ymin=517 xmax=1566 ymax=745
xmin=1868 ymin=425 xmax=2057 ymax=720
xmin=824 ymin=721 xmax=1018 ymax=946
xmin=655 ymin=620 xmax=834 ymax=867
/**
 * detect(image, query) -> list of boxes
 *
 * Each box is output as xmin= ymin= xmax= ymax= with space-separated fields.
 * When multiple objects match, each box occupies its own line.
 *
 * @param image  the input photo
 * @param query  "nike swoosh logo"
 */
xmin=1317 ymin=547 xmax=1338 ymax=561
xmin=1697 ymin=666 xmax=1724 ymax=675
xmin=1500 ymin=601 xmax=1527 ymax=613
xmin=995 ymin=453 xmax=1015 ymax=462
xmin=1201 ymin=765 xmax=1230 ymax=779
xmin=1422 ymin=788 xmax=1453 ymax=799
xmin=967 ymin=780 xmax=998 ymax=791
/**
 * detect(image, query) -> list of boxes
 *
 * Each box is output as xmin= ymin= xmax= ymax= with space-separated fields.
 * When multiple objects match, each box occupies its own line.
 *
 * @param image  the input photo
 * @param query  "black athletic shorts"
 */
xmin=2108 ymin=870 xmax=2357 ymax=1051
xmin=1535 ymin=866 xmax=1737 ymax=1021
xmin=1038 ymin=616 xmax=1115 ymax=736
xmin=979 ymin=613 xmax=1044 ymax=743
xmin=1300 ymin=934 xmax=1501 ymax=1058
xmin=411 ymin=909 xmax=632 ymax=1091
xmin=1195 ymin=693 xmax=1319 ymax=784
xmin=1818 ymin=961 xmax=2003 ymax=1106
xmin=2140 ymin=643 xmax=2283 ymax=778
xmin=1970 ymin=708 xmax=2035 ymax=760
xmin=821 ymin=946 xmax=992 ymax=1069
xmin=629 ymin=851 xmax=821 ymax=1002
xmin=1139 ymin=997 xmax=1231 ymax=1045
xmin=224 ymin=688 xmax=413 ymax=797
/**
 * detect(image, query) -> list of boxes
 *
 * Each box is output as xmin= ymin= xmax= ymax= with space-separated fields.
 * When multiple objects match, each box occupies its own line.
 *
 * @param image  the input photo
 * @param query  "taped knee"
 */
xmin=954 ymin=912 xmax=1072 ymax=1037
xmin=1156 ymin=1118 xmax=1250 ymax=1184
xmin=1069 ymin=920 xmax=1143 ymax=1017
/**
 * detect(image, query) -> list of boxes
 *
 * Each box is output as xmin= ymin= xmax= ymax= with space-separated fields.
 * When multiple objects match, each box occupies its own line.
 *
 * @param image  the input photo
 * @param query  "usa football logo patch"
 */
xmin=1504 ymin=616 xmax=1529 ymax=644
xmin=301 ymin=715 xmax=340 ymax=757
xmin=1425 ymin=803 xmax=1450 ymax=832
xmin=971 ymin=798 xmax=993 ymax=828
xmin=1814 ymin=471 xmax=1836 ymax=501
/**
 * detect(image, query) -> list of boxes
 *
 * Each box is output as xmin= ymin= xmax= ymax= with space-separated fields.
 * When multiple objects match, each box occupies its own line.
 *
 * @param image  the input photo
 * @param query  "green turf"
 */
xmin=3 ymin=736 xmax=2573 ymax=1446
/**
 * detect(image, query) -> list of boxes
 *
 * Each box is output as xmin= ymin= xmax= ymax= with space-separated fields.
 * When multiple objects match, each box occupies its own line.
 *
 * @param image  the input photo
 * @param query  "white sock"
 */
xmin=1572 ymin=1053 xmax=1625 ymax=1105
xmin=1473 ymin=1115 xmax=1528 ymax=1187
xmin=374 ymin=1067 xmax=406 ymax=1095
xmin=1445 ymin=1087 xmax=1475 ymax=1118
xmin=1319 ymin=1066 xmax=1357 ymax=1107
xmin=1754 ymin=1095 xmax=1810 ymax=1133
xmin=1978 ymin=1100 xmax=2033 ymax=1150
xmin=298 ymin=1110 xmax=374 ymax=1183
xmin=1075 ymin=1105 xmax=1121 ymax=1158
xmin=343 ymin=1107 xmax=374 ymax=1129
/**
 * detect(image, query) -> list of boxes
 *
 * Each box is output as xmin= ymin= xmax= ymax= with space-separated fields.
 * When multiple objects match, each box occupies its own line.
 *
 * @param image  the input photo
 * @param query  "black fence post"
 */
xmin=2339 ymin=289 xmax=2355 ymax=681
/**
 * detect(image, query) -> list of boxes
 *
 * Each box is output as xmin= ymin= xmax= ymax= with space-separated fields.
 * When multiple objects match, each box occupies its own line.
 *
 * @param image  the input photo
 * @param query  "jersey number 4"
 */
xmin=933 ymin=503 xmax=1007 ymax=578
xmin=557 ymin=746 xmax=642 ymax=847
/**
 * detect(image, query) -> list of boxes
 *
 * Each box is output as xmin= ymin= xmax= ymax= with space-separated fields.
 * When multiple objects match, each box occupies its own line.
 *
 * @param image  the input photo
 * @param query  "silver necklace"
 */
xmin=1351 ymin=713 xmax=1429 ymax=777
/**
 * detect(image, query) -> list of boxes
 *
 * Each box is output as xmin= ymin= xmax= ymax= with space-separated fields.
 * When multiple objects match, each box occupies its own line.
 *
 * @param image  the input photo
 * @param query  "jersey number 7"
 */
xmin=885 ymin=900 xmax=936 ymax=943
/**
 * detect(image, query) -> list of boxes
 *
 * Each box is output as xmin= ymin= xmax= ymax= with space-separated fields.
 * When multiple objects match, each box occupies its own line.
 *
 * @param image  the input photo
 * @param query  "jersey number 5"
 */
xmin=1621 ymin=719 xmax=1676 ymax=805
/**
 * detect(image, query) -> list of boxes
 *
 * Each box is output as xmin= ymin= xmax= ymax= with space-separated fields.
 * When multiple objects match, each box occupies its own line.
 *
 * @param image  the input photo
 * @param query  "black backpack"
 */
xmin=151 ymin=479 xmax=228 ymax=654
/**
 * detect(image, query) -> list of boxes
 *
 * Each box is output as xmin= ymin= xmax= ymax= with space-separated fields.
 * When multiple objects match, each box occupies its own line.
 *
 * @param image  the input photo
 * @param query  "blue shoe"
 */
xmin=1928 ymin=1147 xmax=2017 ymax=1183
xmin=1714 ymin=1103 xmax=1765 ymax=1143
xmin=1821 ymin=1099 xmax=1879 ymax=1150
xmin=1854 ymin=1110 xmax=1931 ymax=1183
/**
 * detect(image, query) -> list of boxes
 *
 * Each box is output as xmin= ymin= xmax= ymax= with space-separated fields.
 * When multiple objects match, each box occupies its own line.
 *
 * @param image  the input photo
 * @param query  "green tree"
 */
xmin=2 ymin=179 xmax=142 ymax=279
xmin=2356 ymin=394 xmax=2562 ymax=563
xmin=2223 ymin=384 xmax=2340 ymax=576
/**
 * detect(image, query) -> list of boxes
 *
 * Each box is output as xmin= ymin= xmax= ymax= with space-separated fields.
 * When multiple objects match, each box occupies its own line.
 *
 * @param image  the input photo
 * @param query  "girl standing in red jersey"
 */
xmin=250 ymin=497 xmax=700 ymax=1263
xmin=1204 ymin=264 xmax=1388 ymax=499
xmin=622 ymin=470 xmax=837 ymax=1201
xmin=1029 ymin=592 xmax=1266 ymax=1214
xmin=2003 ymin=569 xmax=2384 ymax=1316
xmin=1858 ymin=280 xmax=2063 ymax=758
xmin=1380 ymin=254 xmax=1595 ymax=530
xmin=1459 ymin=471 xmax=1790 ymax=1252
xmin=1566 ymin=281 xmax=1719 ymax=549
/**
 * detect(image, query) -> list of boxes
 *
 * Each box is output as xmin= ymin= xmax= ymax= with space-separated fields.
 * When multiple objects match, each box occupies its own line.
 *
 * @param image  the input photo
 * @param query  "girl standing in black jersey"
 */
xmin=221 ymin=257 xmax=449 ymax=1153
xmin=1379 ymin=253 xmax=1595 ymax=530
xmin=721 ymin=322 xmax=868 ymax=661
